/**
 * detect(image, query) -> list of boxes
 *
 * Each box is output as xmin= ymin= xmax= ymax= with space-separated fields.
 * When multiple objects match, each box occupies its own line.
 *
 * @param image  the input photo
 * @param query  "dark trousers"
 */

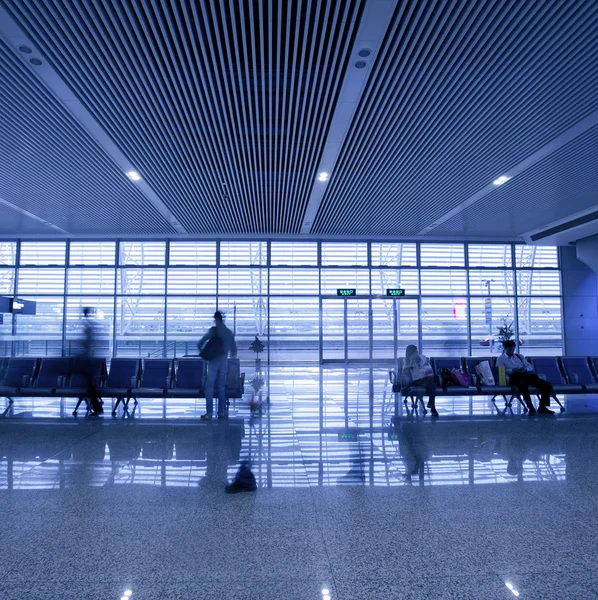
xmin=510 ymin=372 xmax=552 ymax=408
xmin=412 ymin=376 xmax=436 ymax=407
xmin=71 ymin=360 xmax=102 ymax=412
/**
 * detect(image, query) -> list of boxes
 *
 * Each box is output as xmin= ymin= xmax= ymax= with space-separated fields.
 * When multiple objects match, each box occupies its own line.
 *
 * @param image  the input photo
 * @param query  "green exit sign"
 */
xmin=386 ymin=288 xmax=406 ymax=297
xmin=388 ymin=432 xmax=399 ymax=440
xmin=337 ymin=288 xmax=356 ymax=297
xmin=338 ymin=431 xmax=359 ymax=441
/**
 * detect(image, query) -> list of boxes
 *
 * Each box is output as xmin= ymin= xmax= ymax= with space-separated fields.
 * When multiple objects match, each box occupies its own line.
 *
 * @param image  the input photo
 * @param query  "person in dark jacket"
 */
xmin=198 ymin=311 xmax=238 ymax=420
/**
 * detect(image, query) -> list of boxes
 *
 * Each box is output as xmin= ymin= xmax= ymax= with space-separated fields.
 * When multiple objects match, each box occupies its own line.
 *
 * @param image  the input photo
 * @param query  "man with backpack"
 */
xmin=496 ymin=340 xmax=554 ymax=415
xmin=198 ymin=311 xmax=238 ymax=420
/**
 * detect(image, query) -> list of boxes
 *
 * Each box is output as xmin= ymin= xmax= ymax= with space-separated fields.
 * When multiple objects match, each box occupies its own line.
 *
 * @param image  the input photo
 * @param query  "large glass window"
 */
xmin=321 ymin=269 xmax=369 ymax=295
xmin=169 ymin=241 xmax=216 ymax=265
xmin=166 ymin=297 xmax=217 ymax=357
xmin=119 ymin=242 xmax=166 ymax=266
xmin=0 ymin=242 xmax=17 ymax=265
xmin=370 ymin=270 xmax=419 ymax=295
xmin=0 ymin=240 xmax=563 ymax=364
xmin=269 ymin=269 xmax=319 ymax=295
xmin=115 ymin=296 xmax=165 ymax=357
xmin=220 ymin=242 xmax=266 ymax=265
xmin=167 ymin=269 xmax=217 ymax=295
xmin=270 ymin=242 xmax=317 ymax=266
xmin=20 ymin=242 xmax=65 ymax=265
xmin=69 ymin=242 xmax=116 ymax=265
xmin=371 ymin=243 xmax=417 ymax=267
xmin=468 ymin=244 xmax=512 ymax=267
xmin=321 ymin=243 xmax=368 ymax=266
xmin=421 ymin=298 xmax=469 ymax=357
xmin=518 ymin=297 xmax=562 ymax=356
xmin=420 ymin=244 xmax=464 ymax=267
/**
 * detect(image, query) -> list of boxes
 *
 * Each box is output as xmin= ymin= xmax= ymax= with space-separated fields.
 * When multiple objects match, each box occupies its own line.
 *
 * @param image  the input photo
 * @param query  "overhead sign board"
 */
xmin=386 ymin=288 xmax=406 ymax=297
xmin=337 ymin=289 xmax=356 ymax=297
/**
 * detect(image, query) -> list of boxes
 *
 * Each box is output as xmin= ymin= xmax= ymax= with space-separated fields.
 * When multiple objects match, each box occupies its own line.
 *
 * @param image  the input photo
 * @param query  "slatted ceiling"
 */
xmin=434 ymin=124 xmax=598 ymax=238
xmin=0 ymin=1 xmax=597 ymax=238
xmin=312 ymin=0 xmax=598 ymax=236
xmin=0 ymin=37 xmax=174 ymax=235
xmin=2 ymin=0 xmax=363 ymax=234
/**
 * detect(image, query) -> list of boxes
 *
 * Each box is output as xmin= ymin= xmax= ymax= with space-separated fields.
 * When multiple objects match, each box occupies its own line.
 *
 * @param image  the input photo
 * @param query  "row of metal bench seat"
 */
xmin=399 ymin=355 xmax=598 ymax=414
xmin=0 ymin=357 xmax=245 ymax=416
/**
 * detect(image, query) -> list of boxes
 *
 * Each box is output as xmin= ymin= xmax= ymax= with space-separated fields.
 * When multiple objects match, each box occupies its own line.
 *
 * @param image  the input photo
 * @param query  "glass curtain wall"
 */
xmin=0 ymin=240 xmax=563 ymax=361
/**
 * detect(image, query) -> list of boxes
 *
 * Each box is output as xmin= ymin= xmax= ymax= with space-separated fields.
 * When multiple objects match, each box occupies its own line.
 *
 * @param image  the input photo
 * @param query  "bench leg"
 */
xmin=112 ymin=397 xmax=123 ymax=417
xmin=552 ymin=393 xmax=565 ymax=412
xmin=514 ymin=394 xmax=528 ymax=412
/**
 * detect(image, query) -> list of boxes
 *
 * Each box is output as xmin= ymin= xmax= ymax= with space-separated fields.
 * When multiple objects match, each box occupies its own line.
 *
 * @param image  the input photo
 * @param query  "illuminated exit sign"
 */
xmin=386 ymin=288 xmax=406 ymax=297
xmin=337 ymin=289 xmax=356 ymax=297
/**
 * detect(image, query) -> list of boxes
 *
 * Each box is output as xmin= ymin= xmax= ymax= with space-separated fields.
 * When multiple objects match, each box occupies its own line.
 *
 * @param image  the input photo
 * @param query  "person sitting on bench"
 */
xmin=496 ymin=340 xmax=554 ymax=415
xmin=403 ymin=344 xmax=438 ymax=417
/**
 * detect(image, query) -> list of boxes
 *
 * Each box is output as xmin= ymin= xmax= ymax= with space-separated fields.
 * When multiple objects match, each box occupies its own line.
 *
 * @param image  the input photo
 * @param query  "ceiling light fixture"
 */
xmin=126 ymin=170 xmax=141 ymax=181
xmin=493 ymin=175 xmax=511 ymax=186
xmin=318 ymin=172 xmax=329 ymax=182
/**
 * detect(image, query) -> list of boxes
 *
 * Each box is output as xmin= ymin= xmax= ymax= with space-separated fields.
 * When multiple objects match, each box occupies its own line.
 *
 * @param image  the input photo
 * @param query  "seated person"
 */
xmin=496 ymin=340 xmax=554 ymax=415
xmin=403 ymin=344 xmax=438 ymax=417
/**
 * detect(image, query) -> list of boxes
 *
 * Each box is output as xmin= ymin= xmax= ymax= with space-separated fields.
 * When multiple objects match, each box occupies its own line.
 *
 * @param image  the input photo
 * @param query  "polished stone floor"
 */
xmin=1 ymin=370 xmax=598 ymax=599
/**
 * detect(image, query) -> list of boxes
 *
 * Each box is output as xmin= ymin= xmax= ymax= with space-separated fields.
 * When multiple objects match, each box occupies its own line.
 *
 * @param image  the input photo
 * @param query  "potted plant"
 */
xmin=249 ymin=335 xmax=265 ymax=368
xmin=497 ymin=318 xmax=514 ymax=351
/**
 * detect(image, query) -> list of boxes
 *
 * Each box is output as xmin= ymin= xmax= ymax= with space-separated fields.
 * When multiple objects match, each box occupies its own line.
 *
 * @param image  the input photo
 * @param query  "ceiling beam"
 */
xmin=0 ymin=5 xmax=186 ymax=234
xmin=300 ymin=0 xmax=398 ymax=234
xmin=418 ymin=107 xmax=598 ymax=236
xmin=0 ymin=194 xmax=68 ymax=233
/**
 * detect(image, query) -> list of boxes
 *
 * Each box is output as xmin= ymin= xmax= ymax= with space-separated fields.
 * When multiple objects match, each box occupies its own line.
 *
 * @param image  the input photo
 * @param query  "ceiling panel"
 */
xmin=0 ymin=37 xmax=176 ymax=235
xmin=0 ymin=0 xmax=596 ymax=239
xmin=312 ymin=0 xmax=598 ymax=236
xmin=433 ymin=124 xmax=598 ymax=238
xmin=1 ymin=0 xmax=364 ymax=234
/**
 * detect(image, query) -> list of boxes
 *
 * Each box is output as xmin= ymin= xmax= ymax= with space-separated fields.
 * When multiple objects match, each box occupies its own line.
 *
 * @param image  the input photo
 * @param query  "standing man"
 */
xmin=496 ymin=340 xmax=554 ymax=415
xmin=198 ymin=310 xmax=238 ymax=420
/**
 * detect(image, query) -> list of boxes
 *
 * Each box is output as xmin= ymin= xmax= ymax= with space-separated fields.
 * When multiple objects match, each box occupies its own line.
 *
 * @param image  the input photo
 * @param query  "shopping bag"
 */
xmin=450 ymin=368 xmax=471 ymax=387
xmin=475 ymin=361 xmax=495 ymax=386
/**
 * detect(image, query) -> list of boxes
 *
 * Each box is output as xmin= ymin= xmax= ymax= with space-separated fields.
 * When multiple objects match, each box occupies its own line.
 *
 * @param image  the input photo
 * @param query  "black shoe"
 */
xmin=200 ymin=413 xmax=213 ymax=421
xmin=430 ymin=408 xmax=439 ymax=417
xmin=538 ymin=406 xmax=555 ymax=415
xmin=528 ymin=407 xmax=537 ymax=416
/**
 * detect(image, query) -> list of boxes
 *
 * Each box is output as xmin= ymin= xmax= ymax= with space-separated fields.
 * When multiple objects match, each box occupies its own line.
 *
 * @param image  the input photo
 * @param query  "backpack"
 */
xmin=439 ymin=368 xmax=454 ymax=391
xmin=199 ymin=329 xmax=225 ymax=360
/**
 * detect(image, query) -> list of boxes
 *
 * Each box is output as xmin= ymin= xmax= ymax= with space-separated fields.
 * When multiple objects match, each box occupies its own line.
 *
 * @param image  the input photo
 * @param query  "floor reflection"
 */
xmin=2 ymin=411 xmax=595 ymax=490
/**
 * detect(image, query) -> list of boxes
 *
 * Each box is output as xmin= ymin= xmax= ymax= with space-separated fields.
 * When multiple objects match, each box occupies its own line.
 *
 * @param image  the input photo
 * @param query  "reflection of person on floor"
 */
xmin=496 ymin=340 xmax=554 ymax=416
xmin=403 ymin=344 xmax=438 ymax=417
xmin=397 ymin=421 xmax=429 ymax=483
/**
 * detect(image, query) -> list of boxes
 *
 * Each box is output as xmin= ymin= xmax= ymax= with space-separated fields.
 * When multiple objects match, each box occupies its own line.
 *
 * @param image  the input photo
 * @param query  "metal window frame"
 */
xmin=0 ymin=238 xmax=564 ymax=365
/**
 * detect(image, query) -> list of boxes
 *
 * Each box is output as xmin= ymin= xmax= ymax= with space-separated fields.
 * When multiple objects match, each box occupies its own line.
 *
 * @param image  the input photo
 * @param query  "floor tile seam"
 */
xmin=283 ymin=394 xmax=341 ymax=598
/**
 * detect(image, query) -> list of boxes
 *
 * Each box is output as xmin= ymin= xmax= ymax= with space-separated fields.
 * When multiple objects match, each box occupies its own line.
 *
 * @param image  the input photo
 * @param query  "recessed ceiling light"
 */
xmin=126 ymin=170 xmax=141 ymax=181
xmin=29 ymin=58 xmax=43 ymax=66
xmin=493 ymin=175 xmax=511 ymax=186
xmin=318 ymin=172 xmax=329 ymax=182
xmin=358 ymin=48 xmax=371 ymax=58
xmin=354 ymin=61 xmax=367 ymax=69
xmin=19 ymin=45 xmax=32 ymax=54
xmin=124 ymin=591 xmax=133 ymax=597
